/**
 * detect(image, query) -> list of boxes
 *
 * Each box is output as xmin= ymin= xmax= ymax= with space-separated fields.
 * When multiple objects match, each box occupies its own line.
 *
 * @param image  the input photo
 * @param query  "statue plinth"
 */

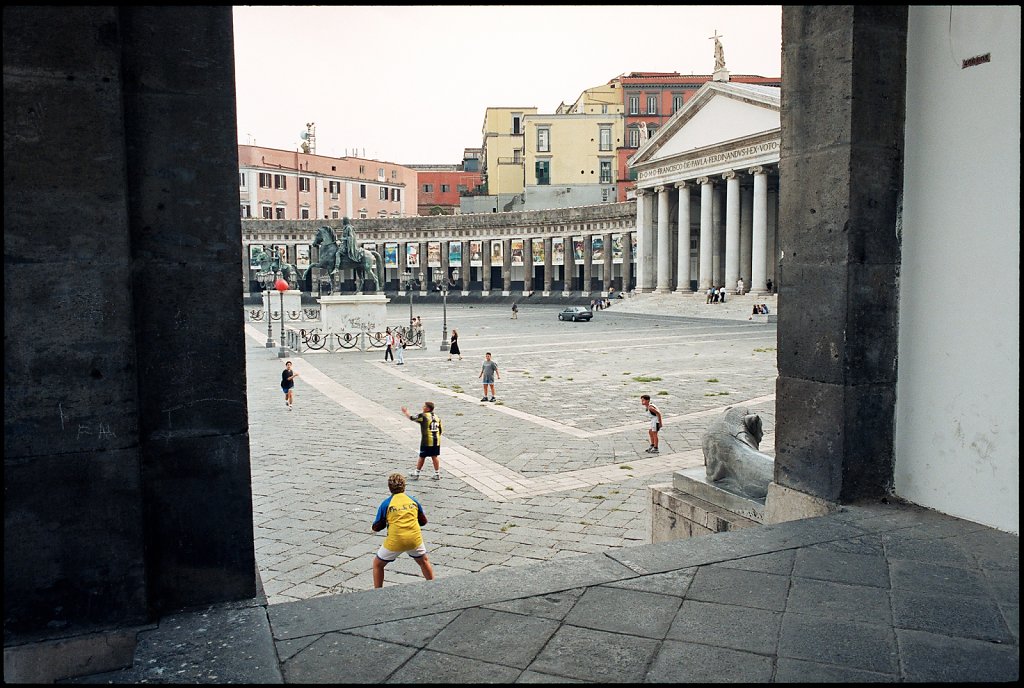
xmin=318 ymin=294 xmax=389 ymax=333
xmin=264 ymin=289 xmax=302 ymax=315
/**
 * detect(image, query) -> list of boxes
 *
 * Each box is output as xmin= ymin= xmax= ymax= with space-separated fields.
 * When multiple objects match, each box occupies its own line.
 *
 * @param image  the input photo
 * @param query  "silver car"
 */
xmin=557 ymin=306 xmax=593 ymax=322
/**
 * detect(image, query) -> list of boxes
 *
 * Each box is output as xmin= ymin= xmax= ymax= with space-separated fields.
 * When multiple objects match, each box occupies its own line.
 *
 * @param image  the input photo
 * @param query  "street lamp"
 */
xmin=256 ymin=268 xmax=276 ymax=348
xmin=438 ymin=267 xmax=459 ymax=352
xmin=275 ymin=277 xmax=290 ymax=358
xmin=402 ymin=270 xmax=415 ymax=327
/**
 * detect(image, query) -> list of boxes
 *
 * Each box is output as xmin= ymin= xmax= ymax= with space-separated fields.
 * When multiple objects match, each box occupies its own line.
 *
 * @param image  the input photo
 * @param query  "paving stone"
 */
xmin=563 ymin=585 xmax=681 ymax=638
xmin=666 ymin=598 xmax=782 ymax=654
xmin=779 ymin=613 xmax=898 ymax=674
xmin=526 ymin=625 xmax=660 ymax=683
xmin=896 ymin=628 xmax=1021 ymax=682
xmin=645 ymin=639 xmax=775 ymax=683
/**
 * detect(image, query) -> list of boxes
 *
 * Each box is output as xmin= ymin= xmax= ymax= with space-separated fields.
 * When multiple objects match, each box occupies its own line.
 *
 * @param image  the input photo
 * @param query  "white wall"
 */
xmin=896 ymin=6 xmax=1020 ymax=533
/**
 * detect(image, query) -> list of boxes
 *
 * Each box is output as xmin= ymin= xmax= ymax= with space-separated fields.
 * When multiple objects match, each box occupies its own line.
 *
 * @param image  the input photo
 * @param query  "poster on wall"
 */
xmin=249 ymin=244 xmax=265 ymax=270
xmin=384 ymin=243 xmax=399 ymax=268
xmin=510 ymin=239 xmax=525 ymax=266
xmin=532 ymin=238 xmax=545 ymax=265
xmin=406 ymin=243 xmax=420 ymax=269
xmin=612 ymin=234 xmax=624 ymax=263
xmin=573 ymin=236 xmax=585 ymax=264
xmin=490 ymin=239 xmax=503 ymax=264
xmin=591 ymin=236 xmax=605 ymax=262
xmin=272 ymin=244 xmax=289 ymax=265
xmin=552 ymin=237 xmax=565 ymax=265
xmin=469 ymin=240 xmax=483 ymax=266
xmin=427 ymin=241 xmax=441 ymax=267
xmin=296 ymin=245 xmax=310 ymax=270
xmin=362 ymin=242 xmax=376 ymax=255
xmin=448 ymin=241 xmax=462 ymax=268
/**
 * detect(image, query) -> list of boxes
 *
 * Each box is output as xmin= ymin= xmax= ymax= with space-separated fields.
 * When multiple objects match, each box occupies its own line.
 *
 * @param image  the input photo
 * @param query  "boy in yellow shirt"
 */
xmin=371 ymin=472 xmax=435 ymax=588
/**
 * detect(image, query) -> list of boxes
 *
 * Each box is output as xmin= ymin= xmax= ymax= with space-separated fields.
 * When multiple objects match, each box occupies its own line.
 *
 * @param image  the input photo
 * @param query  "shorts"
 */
xmin=650 ymin=420 xmax=661 ymax=432
xmin=376 ymin=543 xmax=427 ymax=562
xmin=282 ymin=385 xmax=293 ymax=395
xmin=482 ymin=377 xmax=495 ymax=385
xmin=419 ymin=445 xmax=440 ymax=458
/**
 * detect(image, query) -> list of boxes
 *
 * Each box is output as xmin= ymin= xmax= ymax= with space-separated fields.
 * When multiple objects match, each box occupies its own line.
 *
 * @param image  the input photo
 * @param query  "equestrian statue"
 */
xmin=305 ymin=218 xmax=383 ymax=292
xmin=253 ymin=246 xmax=299 ymax=289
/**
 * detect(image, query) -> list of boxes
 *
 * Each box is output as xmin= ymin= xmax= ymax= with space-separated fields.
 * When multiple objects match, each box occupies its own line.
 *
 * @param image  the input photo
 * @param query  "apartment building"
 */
xmin=408 ymin=149 xmax=484 ymax=215
xmin=238 ymin=145 xmax=418 ymax=221
xmin=463 ymin=107 xmax=538 ymax=214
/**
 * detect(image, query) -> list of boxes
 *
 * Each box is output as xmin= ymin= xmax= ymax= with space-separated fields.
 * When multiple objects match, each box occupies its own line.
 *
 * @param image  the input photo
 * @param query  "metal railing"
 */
xmin=282 ymin=324 xmax=426 ymax=354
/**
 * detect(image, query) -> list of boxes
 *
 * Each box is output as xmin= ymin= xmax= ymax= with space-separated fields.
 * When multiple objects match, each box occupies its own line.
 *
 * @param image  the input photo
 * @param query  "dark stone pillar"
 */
xmin=776 ymin=6 xmax=906 ymax=502
xmin=4 ymin=6 xmax=255 ymax=640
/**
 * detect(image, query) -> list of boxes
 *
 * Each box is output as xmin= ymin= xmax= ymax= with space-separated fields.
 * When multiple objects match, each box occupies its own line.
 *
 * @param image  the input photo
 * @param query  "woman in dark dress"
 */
xmin=448 ymin=328 xmax=462 ymax=361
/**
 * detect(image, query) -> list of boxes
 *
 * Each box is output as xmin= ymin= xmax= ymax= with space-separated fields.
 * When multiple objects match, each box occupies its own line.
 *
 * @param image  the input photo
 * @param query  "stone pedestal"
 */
xmin=318 ymin=294 xmax=389 ymax=333
xmin=649 ymin=467 xmax=764 ymax=543
xmin=264 ymin=289 xmax=302 ymax=317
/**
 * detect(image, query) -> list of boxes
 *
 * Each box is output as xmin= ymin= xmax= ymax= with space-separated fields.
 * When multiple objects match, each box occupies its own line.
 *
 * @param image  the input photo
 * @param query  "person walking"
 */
xmin=640 ymin=394 xmax=663 ymax=453
xmin=448 ymin=328 xmax=462 ymax=361
xmin=370 ymin=472 xmax=434 ymax=588
xmin=384 ymin=327 xmax=395 ymax=362
xmin=281 ymin=360 xmax=299 ymax=410
xmin=479 ymin=352 xmax=500 ymax=402
xmin=395 ymin=330 xmax=405 ymax=365
xmin=511 ymin=302 xmax=519 ymax=319
xmin=401 ymin=401 xmax=444 ymax=480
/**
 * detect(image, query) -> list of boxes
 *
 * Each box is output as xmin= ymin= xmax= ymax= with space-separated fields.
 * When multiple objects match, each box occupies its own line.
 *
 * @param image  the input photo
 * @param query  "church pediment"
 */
xmin=630 ymin=81 xmax=780 ymax=169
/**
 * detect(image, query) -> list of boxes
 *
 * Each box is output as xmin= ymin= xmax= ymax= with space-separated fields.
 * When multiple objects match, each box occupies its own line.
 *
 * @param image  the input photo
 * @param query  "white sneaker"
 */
xmin=412 ymin=469 xmax=420 ymax=480
xmin=432 ymin=472 xmax=441 ymax=481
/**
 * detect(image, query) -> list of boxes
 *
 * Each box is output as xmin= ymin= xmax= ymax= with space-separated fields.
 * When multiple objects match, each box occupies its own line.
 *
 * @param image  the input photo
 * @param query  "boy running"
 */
xmin=371 ymin=472 xmax=434 ymax=588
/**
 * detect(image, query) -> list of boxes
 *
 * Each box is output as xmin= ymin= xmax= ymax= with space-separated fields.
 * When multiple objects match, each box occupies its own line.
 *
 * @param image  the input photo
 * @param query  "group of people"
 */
xmin=705 ymin=286 xmax=729 ymax=304
xmin=590 ymin=297 xmax=612 ymax=310
xmin=383 ymin=327 xmax=407 ymax=365
xmin=749 ymin=303 xmax=771 ymax=318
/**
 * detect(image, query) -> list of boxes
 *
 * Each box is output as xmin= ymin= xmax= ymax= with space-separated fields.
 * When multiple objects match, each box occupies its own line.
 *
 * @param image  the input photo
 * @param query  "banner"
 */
xmin=384 ymin=242 xmax=399 ymax=269
xmin=295 ymin=244 xmax=310 ymax=270
xmin=249 ymin=244 xmax=264 ymax=270
xmin=427 ymin=241 xmax=441 ymax=267
xmin=531 ymin=238 xmax=545 ymax=265
xmin=406 ymin=243 xmax=420 ymax=269
xmin=552 ymin=237 xmax=565 ymax=266
xmin=448 ymin=241 xmax=462 ymax=268
xmin=469 ymin=240 xmax=483 ymax=267
xmin=511 ymin=239 xmax=524 ymax=266
xmin=631 ymin=233 xmax=637 ymax=261
xmin=573 ymin=236 xmax=585 ymax=264
xmin=272 ymin=244 xmax=289 ymax=264
xmin=591 ymin=235 xmax=604 ymax=262
xmin=490 ymin=239 xmax=503 ymax=263
xmin=612 ymin=234 xmax=623 ymax=264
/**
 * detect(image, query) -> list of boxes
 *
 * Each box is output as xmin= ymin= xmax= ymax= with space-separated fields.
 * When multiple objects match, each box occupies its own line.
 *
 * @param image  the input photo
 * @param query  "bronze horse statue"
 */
xmin=252 ymin=246 xmax=299 ymax=288
xmin=305 ymin=222 xmax=383 ymax=292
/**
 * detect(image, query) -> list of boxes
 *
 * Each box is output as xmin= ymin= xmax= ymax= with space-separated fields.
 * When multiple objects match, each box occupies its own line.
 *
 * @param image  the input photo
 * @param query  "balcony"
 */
xmin=497 ymin=157 xmax=523 ymax=165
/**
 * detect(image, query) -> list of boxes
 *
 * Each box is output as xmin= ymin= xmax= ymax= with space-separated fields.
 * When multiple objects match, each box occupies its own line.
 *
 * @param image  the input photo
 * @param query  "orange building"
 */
xmin=615 ymin=72 xmax=781 ymax=201
xmin=238 ymin=145 xmax=418 ymax=221
xmin=409 ymin=154 xmax=485 ymax=216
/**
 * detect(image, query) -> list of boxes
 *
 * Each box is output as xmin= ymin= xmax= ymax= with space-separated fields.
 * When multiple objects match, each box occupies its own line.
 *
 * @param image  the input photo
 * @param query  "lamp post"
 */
xmin=438 ymin=267 xmax=458 ymax=352
xmin=402 ymin=270 xmax=415 ymax=327
xmin=275 ymin=277 xmax=290 ymax=358
xmin=256 ymin=269 xmax=276 ymax=348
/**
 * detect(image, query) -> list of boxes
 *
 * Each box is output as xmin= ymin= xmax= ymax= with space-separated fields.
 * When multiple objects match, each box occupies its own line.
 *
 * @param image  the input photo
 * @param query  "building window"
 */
xmin=512 ymin=113 xmax=523 ymax=135
xmin=672 ymin=94 xmax=683 ymax=113
xmin=537 ymin=128 xmax=550 ymax=152
xmin=392 ymin=188 xmax=401 ymax=202
xmin=299 ymin=176 xmax=310 ymax=192
xmin=359 ymin=183 xmax=366 ymax=198
xmin=628 ymin=96 xmax=639 ymax=115
xmin=423 ymin=184 xmax=433 ymax=193
xmin=628 ymin=128 xmax=640 ymax=148
xmin=599 ymin=127 xmax=612 ymax=151
xmin=602 ymin=188 xmax=610 ymax=202
xmin=379 ymin=186 xmax=388 ymax=200
xmin=647 ymin=95 xmax=657 ymax=115
xmin=535 ymin=160 xmax=550 ymax=185
xmin=513 ymin=149 xmax=522 ymax=163
xmin=601 ymin=104 xmax=608 ymax=114
xmin=391 ymin=170 xmax=398 ymax=179
xmin=239 ymin=172 xmax=246 ymax=188
xmin=261 ymin=206 xmax=273 ymax=218
xmin=441 ymin=184 xmax=450 ymax=193
xmin=457 ymin=184 xmax=467 ymax=193
xmin=359 ymin=164 xmax=365 ymax=174
xmin=258 ymin=172 xmax=272 ymax=188
xmin=275 ymin=207 xmax=285 ymax=219
xmin=300 ymin=208 xmax=310 ymax=219
xmin=328 ymin=180 xmax=340 ymax=194
xmin=377 ymin=167 xmax=385 ymax=180
xmin=274 ymin=174 xmax=287 ymax=190
xmin=359 ymin=212 xmax=367 ymax=219
xmin=331 ymin=210 xmax=340 ymax=219
xmin=240 ymin=204 xmax=251 ymax=218
xmin=600 ymin=160 xmax=612 ymax=184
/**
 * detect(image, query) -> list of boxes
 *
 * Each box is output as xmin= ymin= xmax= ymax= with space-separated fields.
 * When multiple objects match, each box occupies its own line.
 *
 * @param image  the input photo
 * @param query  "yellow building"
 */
xmin=464 ymin=107 xmax=537 ymax=213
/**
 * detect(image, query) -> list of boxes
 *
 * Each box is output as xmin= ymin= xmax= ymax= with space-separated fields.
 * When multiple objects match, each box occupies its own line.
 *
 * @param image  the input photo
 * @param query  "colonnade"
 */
xmin=634 ymin=165 xmax=778 ymax=295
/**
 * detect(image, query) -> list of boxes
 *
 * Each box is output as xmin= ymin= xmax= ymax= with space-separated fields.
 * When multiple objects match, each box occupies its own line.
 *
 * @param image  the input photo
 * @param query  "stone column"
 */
xmin=697 ymin=177 xmax=714 ymax=291
xmin=635 ymin=189 xmax=655 ymax=292
xmin=674 ymin=182 xmax=692 ymax=293
xmin=774 ymin=6 xmax=905 ymax=505
xmin=713 ymin=183 xmax=724 ymax=286
xmin=749 ymin=166 xmax=769 ymax=294
xmin=482 ymin=239 xmax=492 ymax=295
xmin=582 ymin=234 xmax=593 ymax=297
xmin=543 ymin=236 xmax=553 ymax=295
xmin=602 ymin=232 xmax=613 ymax=295
xmin=461 ymin=253 xmax=470 ymax=294
xmin=418 ymin=241 xmax=428 ymax=294
xmin=522 ymin=239 xmax=533 ymax=296
xmin=622 ymin=231 xmax=634 ymax=291
xmin=502 ymin=238 xmax=512 ymax=295
xmin=740 ymin=179 xmax=753 ymax=293
xmin=723 ymin=171 xmax=740 ymax=291
xmin=561 ymin=235 xmax=573 ymax=296
xmin=656 ymin=185 xmax=672 ymax=292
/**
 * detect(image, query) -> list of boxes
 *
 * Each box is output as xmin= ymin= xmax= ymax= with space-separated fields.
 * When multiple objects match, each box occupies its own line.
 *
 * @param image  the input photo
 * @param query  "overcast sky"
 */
xmin=232 ymin=5 xmax=781 ymax=165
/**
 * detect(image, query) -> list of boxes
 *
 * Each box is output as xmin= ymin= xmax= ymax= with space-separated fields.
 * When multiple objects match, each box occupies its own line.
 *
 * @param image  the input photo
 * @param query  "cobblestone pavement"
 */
xmin=244 ymin=296 xmax=778 ymax=603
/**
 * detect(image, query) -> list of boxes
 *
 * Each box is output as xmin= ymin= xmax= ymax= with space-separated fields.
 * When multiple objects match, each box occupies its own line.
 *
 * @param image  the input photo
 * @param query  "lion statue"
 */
xmin=701 ymin=406 xmax=775 ymax=499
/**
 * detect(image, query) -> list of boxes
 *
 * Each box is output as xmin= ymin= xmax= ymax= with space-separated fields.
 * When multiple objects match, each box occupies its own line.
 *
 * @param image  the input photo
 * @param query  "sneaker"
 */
xmin=481 ymin=396 xmax=489 ymax=401
xmin=288 ymin=404 xmax=293 ymax=411
xmin=489 ymin=397 xmax=496 ymax=402
xmin=644 ymin=446 xmax=653 ymax=453
xmin=649 ymin=447 xmax=659 ymax=454
xmin=412 ymin=470 xmax=420 ymax=480
xmin=432 ymin=472 xmax=441 ymax=481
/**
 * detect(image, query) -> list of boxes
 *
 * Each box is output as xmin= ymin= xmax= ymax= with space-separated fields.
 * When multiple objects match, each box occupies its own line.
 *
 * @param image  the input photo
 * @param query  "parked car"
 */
xmin=558 ymin=306 xmax=593 ymax=322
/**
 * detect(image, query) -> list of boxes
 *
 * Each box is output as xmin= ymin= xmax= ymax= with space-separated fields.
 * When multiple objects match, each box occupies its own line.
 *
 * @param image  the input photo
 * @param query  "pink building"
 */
xmin=238 ymin=145 xmax=418 ymax=221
